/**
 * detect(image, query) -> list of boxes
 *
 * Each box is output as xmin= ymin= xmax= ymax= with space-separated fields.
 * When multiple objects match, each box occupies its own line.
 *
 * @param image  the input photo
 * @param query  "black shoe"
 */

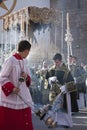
xmin=63 ymin=126 xmax=70 ymax=128
xmin=58 ymin=125 xmax=70 ymax=128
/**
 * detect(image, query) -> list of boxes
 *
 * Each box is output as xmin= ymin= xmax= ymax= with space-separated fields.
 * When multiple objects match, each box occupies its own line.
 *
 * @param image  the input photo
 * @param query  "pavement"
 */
xmin=32 ymin=109 xmax=87 ymax=130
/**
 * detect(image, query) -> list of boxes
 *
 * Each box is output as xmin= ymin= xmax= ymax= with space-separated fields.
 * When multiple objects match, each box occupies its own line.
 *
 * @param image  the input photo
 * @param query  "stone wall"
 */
xmin=50 ymin=0 xmax=87 ymax=64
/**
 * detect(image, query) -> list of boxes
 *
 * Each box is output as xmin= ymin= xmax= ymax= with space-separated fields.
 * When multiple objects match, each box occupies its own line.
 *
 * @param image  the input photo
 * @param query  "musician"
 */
xmin=44 ymin=53 xmax=78 ymax=128
xmin=0 ymin=40 xmax=34 ymax=130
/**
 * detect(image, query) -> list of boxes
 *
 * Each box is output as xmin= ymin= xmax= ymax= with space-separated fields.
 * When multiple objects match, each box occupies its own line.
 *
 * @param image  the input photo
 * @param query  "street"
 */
xmin=32 ymin=109 xmax=87 ymax=130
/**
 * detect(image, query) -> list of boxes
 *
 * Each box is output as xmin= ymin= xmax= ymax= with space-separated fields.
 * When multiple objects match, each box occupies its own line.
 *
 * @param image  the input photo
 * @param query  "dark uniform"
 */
xmin=46 ymin=63 xmax=79 ymax=113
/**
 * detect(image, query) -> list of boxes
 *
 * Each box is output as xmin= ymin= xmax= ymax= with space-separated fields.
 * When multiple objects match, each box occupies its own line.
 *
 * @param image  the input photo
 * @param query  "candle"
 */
xmin=67 ymin=12 xmax=69 ymax=31
xmin=21 ymin=13 xmax=23 ymax=32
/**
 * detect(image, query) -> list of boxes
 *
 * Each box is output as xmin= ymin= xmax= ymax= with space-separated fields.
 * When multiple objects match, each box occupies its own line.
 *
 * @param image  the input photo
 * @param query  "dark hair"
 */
xmin=18 ymin=40 xmax=31 ymax=52
xmin=69 ymin=55 xmax=73 ymax=57
xmin=53 ymin=53 xmax=62 ymax=61
xmin=73 ymin=56 xmax=77 ymax=60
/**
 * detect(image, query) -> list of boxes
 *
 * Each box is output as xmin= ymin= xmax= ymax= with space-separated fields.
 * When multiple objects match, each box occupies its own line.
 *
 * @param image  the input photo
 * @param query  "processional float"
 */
xmin=0 ymin=6 xmax=60 ymax=66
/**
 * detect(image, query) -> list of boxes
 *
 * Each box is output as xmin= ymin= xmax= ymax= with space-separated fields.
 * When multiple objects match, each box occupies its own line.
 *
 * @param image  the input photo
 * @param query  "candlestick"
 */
xmin=67 ymin=12 xmax=69 ymax=31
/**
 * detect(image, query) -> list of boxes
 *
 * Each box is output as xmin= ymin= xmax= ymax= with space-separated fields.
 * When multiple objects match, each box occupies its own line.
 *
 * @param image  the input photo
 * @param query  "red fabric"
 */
xmin=13 ymin=53 xmax=23 ymax=60
xmin=13 ymin=53 xmax=31 ymax=87
xmin=0 ymin=107 xmax=34 ymax=130
xmin=2 ymin=82 xmax=15 ymax=96
xmin=26 ymin=75 xmax=31 ymax=87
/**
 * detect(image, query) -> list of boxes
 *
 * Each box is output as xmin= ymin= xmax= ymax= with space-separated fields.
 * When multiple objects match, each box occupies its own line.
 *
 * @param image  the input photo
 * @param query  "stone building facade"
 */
xmin=50 ymin=0 xmax=87 ymax=64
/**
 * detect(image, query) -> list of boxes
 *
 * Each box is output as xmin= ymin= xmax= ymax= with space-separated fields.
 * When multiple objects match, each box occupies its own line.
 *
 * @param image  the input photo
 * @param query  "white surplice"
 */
xmin=0 ymin=55 xmax=33 ymax=109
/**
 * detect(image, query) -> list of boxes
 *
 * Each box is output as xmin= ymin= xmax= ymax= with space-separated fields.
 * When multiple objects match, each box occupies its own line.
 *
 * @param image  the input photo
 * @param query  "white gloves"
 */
xmin=60 ymin=85 xmax=66 ymax=93
xmin=49 ymin=76 xmax=57 ymax=85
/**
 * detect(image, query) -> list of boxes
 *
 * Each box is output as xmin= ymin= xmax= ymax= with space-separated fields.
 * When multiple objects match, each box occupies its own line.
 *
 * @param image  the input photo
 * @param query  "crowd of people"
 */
xmin=30 ymin=53 xmax=79 ymax=128
xmin=0 ymin=39 xmax=87 ymax=129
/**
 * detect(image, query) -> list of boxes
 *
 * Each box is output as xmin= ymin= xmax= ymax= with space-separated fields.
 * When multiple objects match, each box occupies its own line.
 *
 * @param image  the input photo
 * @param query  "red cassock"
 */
xmin=0 ymin=107 xmax=33 ymax=130
xmin=0 ymin=53 xmax=34 ymax=130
